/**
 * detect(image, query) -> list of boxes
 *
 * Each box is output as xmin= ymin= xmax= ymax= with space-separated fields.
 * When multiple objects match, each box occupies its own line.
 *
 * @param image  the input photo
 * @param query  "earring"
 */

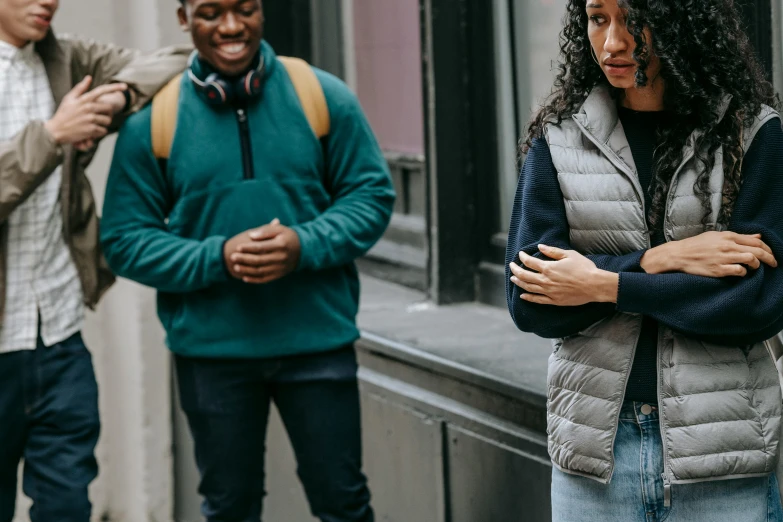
xmin=591 ymin=47 xmax=601 ymax=66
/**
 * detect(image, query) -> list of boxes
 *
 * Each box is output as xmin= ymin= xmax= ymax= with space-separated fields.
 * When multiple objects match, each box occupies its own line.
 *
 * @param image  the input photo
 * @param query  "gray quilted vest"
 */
xmin=544 ymin=84 xmax=781 ymax=502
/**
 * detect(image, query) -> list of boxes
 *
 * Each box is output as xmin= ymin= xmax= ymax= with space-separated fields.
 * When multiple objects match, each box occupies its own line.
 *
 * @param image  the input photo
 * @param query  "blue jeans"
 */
xmin=174 ymin=346 xmax=373 ymax=522
xmin=552 ymin=401 xmax=783 ymax=521
xmin=0 ymin=333 xmax=100 ymax=522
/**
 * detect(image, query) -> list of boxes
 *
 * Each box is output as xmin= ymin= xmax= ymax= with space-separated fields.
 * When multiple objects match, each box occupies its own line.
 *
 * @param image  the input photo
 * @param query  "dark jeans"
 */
xmin=175 ymin=346 xmax=374 ymax=522
xmin=0 ymin=333 xmax=100 ymax=522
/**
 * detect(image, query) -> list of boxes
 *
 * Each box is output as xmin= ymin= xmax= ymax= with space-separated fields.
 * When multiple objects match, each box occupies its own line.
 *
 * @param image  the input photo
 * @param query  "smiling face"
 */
xmin=178 ymin=0 xmax=263 ymax=77
xmin=585 ymin=0 xmax=661 ymax=91
xmin=0 ymin=0 xmax=58 ymax=48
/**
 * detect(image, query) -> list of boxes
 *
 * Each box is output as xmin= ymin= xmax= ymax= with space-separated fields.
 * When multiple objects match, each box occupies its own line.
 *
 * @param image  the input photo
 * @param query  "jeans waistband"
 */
xmin=619 ymin=400 xmax=659 ymax=423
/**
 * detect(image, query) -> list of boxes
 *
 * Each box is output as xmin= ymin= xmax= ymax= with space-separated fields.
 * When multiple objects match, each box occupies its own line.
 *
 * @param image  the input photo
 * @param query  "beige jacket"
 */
xmin=0 ymin=31 xmax=189 ymax=324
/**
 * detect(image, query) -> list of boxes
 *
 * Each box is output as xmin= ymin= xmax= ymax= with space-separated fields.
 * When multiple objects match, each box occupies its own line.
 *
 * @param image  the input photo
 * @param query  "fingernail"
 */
xmin=233 ymin=265 xmax=240 ymax=272
xmin=230 ymin=254 xmax=238 ymax=261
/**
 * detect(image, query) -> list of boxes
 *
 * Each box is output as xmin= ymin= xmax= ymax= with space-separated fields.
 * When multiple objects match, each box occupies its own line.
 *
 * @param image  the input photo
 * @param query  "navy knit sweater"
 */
xmin=505 ymin=112 xmax=783 ymax=403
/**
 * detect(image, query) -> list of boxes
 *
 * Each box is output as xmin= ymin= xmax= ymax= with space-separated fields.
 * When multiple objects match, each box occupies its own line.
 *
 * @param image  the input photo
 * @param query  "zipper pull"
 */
xmin=236 ymin=108 xmax=247 ymax=122
xmin=663 ymin=477 xmax=672 ymax=507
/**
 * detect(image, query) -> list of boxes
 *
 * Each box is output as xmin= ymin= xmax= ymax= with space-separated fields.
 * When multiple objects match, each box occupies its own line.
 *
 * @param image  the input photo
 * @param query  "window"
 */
xmin=495 ymin=0 xmax=568 ymax=234
xmin=309 ymin=0 xmax=429 ymax=290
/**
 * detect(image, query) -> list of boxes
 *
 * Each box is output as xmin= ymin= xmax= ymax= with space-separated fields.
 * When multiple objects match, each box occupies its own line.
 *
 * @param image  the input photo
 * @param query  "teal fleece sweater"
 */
xmin=100 ymin=42 xmax=395 ymax=358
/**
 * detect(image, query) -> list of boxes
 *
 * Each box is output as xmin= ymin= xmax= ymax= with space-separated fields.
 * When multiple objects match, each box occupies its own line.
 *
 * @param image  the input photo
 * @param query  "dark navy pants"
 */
xmin=0 ymin=332 xmax=100 ymax=522
xmin=174 ymin=346 xmax=374 ymax=522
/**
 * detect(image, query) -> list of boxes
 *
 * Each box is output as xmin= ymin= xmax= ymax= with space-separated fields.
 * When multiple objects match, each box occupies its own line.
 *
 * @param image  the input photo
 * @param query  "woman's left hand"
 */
xmin=509 ymin=245 xmax=619 ymax=306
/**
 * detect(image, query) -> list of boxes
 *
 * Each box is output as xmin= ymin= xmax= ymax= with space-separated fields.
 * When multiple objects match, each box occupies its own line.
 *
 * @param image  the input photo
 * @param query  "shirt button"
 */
xmin=640 ymin=404 xmax=653 ymax=415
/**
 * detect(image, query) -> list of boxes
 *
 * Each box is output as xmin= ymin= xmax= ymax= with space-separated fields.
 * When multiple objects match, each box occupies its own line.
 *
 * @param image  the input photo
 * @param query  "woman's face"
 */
xmin=586 ymin=0 xmax=661 ymax=92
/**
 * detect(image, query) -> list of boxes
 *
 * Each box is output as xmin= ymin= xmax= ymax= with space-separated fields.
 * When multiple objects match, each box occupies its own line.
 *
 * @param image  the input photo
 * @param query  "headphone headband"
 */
xmin=187 ymin=50 xmax=266 ymax=106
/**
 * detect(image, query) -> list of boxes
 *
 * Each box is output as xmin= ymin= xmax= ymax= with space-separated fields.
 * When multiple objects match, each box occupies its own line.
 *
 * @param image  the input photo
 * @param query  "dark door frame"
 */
xmin=263 ymin=0 xmax=313 ymax=62
xmin=420 ymin=0 xmax=500 ymax=305
xmin=741 ymin=0 xmax=774 ymax=78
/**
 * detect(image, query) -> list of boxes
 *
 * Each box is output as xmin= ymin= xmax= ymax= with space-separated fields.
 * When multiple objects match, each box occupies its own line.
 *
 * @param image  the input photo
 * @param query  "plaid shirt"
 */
xmin=0 ymin=40 xmax=84 ymax=352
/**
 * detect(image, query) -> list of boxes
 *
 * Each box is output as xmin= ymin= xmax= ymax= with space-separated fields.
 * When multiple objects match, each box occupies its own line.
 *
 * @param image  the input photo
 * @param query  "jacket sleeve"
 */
xmin=63 ymin=36 xmax=190 ymax=114
xmin=616 ymin=119 xmax=783 ymax=344
xmin=290 ymin=71 xmax=396 ymax=272
xmin=505 ymin=137 xmax=647 ymax=338
xmin=109 ymin=44 xmax=191 ymax=112
xmin=100 ymin=108 xmax=230 ymax=293
xmin=0 ymin=122 xmax=64 ymax=224
xmin=61 ymin=35 xmax=138 ymax=86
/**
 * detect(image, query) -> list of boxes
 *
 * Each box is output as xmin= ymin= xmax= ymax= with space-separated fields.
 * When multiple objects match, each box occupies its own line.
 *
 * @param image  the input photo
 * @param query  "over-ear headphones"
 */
xmin=187 ymin=51 xmax=265 ymax=106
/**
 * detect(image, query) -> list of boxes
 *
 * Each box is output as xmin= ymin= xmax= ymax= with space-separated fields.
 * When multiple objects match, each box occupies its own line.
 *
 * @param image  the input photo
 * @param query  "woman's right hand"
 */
xmin=641 ymin=231 xmax=777 ymax=277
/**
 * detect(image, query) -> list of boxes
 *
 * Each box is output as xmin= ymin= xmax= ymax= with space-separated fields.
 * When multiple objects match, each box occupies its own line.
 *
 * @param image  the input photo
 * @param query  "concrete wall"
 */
xmin=13 ymin=1 xmax=188 ymax=521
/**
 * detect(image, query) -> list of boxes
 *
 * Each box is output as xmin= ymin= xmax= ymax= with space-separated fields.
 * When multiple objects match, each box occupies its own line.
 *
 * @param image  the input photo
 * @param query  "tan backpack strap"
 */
xmin=278 ymin=57 xmax=330 ymax=139
xmin=151 ymin=73 xmax=183 ymax=160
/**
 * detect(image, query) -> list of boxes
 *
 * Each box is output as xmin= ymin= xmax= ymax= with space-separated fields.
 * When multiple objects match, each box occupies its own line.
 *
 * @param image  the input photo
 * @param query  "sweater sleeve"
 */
xmin=616 ymin=118 xmax=783 ymax=344
xmin=290 ymin=70 xmax=396 ymax=272
xmin=100 ymin=107 xmax=230 ymax=293
xmin=505 ymin=137 xmax=647 ymax=338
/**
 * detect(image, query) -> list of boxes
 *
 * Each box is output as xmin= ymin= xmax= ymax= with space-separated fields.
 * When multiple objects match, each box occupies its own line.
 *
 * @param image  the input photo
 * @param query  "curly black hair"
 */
xmin=524 ymin=0 xmax=778 ymax=230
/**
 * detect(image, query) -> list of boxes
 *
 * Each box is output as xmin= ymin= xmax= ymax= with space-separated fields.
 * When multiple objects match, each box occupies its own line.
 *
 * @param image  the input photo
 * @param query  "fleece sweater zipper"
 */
xmin=236 ymin=107 xmax=254 ymax=179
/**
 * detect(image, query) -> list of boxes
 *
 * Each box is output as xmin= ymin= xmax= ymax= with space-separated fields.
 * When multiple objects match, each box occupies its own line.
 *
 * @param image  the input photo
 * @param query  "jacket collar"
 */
xmin=34 ymin=30 xmax=68 ymax=107
xmin=34 ymin=29 xmax=62 ymax=64
xmin=573 ymin=84 xmax=619 ymax=144
xmin=572 ymin=84 xmax=639 ymax=177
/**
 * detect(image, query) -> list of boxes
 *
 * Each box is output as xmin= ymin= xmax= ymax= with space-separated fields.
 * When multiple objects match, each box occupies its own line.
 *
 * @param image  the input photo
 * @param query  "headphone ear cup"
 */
xmin=203 ymin=74 xmax=232 ymax=105
xmin=239 ymin=69 xmax=264 ymax=100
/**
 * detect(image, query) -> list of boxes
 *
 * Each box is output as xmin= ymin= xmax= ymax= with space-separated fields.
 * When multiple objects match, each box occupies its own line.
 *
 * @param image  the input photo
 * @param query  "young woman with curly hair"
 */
xmin=506 ymin=0 xmax=783 ymax=520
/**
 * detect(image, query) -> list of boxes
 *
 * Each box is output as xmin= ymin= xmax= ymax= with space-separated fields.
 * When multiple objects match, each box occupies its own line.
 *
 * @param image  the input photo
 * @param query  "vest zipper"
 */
xmin=658 ymin=328 xmax=673 ymax=507
xmin=571 ymin=116 xmax=647 ymax=218
xmin=236 ymin=108 xmax=254 ymax=180
xmin=658 ymin=149 xmax=696 ymax=505
xmin=663 ymin=479 xmax=672 ymax=507
xmin=663 ymin=148 xmax=696 ymax=239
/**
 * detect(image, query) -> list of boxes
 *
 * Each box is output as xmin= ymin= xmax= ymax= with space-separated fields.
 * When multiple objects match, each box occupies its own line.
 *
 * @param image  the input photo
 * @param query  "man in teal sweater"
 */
xmin=100 ymin=0 xmax=395 ymax=520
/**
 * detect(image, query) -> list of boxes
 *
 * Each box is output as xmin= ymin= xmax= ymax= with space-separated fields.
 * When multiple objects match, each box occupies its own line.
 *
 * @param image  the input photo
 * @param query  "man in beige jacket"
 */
xmin=0 ymin=1 xmax=188 ymax=520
